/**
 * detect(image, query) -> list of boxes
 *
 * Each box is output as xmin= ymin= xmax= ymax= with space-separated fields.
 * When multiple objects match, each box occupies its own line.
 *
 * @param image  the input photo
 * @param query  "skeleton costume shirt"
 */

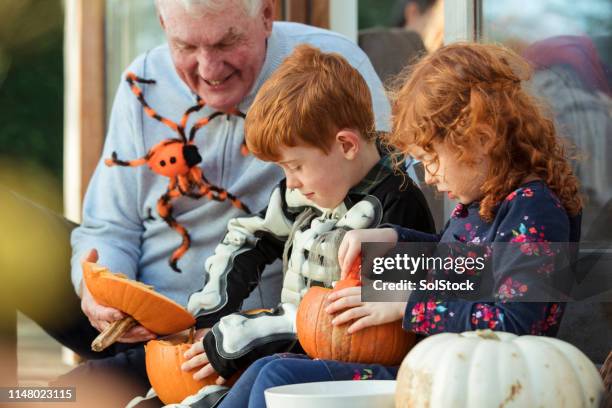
xmin=187 ymin=153 xmax=435 ymax=379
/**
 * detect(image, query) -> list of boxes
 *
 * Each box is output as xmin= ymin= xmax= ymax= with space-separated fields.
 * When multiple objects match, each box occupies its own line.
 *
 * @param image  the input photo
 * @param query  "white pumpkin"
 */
xmin=396 ymin=330 xmax=604 ymax=408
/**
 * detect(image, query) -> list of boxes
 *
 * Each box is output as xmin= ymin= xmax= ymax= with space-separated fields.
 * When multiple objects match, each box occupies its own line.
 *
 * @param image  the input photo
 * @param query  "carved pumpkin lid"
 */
xmin=334 ymin=257 xmax=362 ymax=292
xmin=83 ymin=262 xmax=195 ymax=334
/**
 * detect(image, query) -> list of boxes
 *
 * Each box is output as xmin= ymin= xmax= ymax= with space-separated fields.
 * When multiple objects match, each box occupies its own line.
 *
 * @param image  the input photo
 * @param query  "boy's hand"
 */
xmin=326 ymin=286 xmax=406 ymax=334
xmin=338 ymin=228 xmax=398 ymax=279
xmin=182 ymin=334 xmax=226 ymax=385
xmin=80 ymin=249 xmax=156 ymax=343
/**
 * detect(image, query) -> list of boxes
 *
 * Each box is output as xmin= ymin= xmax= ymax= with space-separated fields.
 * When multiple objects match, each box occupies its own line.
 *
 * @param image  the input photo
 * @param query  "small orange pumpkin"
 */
xmin=83 ymin=262 xmax=194 ymax=334
xmin=145 ymin=334 xmax=239 ymax=405
xmin=296 ymin=258 xmax=415 ymax=365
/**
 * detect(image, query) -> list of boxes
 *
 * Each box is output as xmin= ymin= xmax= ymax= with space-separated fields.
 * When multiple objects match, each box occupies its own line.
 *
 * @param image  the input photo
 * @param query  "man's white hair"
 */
xmin=156 ymin=0 xmax=263 ymax=18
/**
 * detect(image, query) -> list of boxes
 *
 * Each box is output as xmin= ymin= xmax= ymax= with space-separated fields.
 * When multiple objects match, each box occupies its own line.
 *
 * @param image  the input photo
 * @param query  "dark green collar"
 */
xmin=349 ymin=152 xmax=394 ymax=195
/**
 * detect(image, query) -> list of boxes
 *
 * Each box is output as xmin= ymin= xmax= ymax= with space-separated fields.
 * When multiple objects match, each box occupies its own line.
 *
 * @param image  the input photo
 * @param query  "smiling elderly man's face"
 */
xmin=158 ymin=0 xmax=273 ymax=110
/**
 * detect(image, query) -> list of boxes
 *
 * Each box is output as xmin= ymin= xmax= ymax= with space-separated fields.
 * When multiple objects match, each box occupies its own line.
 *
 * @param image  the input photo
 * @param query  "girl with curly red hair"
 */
xmin=339 ymin=42 xmax=582 ymax=336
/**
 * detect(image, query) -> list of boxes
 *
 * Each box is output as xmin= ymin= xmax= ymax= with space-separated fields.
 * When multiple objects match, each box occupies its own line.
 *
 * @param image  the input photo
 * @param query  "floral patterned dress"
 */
xmin=392 ymin=180 xmax=581 ymax=336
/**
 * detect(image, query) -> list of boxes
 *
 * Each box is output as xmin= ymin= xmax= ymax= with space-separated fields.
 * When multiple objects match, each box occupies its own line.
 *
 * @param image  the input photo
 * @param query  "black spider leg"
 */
xmin=143 ymin=207 xmax=156 ymax=222
xmin=226 ymin=110 xmax=248 ymax=155
xmin=199 ymin=172 xmax=252 ymax=215
xmin=107 ymin=151 xmax=152 ymax=167
xmin=130 ymin=76 xmax=156 ymax=85
xmin=178 ymin=96 xmax=205 ymax=141
xmin=176 ymin=176 xmax=198 ymax=196
xmin=125 ymin=72 xmax=180 ymax=135
xmin=188 ymin=111 xmax=225 ymax=142
xmin=227 ymin=110 xmax=246 ymax=120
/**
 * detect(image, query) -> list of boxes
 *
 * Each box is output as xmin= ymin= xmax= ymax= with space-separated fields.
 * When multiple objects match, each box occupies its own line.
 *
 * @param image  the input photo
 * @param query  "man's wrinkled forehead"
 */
xmin=160 ymin=2 xmax=252 ymax=43
xmin=170 ymin=25 xmax=245 ymax=48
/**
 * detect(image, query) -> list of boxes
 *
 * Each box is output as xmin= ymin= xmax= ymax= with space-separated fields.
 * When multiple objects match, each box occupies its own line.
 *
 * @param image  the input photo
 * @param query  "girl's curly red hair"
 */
xmin=389 ymin=42 xmax=582 ymax=221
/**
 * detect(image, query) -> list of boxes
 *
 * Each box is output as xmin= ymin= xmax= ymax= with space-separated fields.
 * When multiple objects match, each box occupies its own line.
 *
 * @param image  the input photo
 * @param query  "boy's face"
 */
xmin=409 ymin=141 xmax=488 ymax=205
xmin=276 ymin=143 xmax=354 ymax=209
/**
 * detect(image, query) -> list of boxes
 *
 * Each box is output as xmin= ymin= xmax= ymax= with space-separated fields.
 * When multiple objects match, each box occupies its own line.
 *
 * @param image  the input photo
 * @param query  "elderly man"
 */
xmin=50 ymin=0 xmax=390 ymax=404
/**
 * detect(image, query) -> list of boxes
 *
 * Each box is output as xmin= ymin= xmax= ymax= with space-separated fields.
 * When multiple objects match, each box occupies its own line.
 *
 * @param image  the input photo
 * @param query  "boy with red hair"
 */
xmin=181 ymin=44 xmax=434 ymax=405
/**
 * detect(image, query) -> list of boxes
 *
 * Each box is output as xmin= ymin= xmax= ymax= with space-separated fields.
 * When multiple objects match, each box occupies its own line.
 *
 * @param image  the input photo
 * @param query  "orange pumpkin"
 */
xmin=296 ymin=258 xmax=415 ymax=365
xmin=145 ymin=335 xmax=239 ymax=405
xmin=82 ymin=262 xmax=195 ymax=334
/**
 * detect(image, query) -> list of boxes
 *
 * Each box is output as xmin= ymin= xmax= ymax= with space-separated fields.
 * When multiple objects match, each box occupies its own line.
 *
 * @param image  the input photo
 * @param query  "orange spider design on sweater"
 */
xmin=105 ymin=72 xmax=251 ymax=272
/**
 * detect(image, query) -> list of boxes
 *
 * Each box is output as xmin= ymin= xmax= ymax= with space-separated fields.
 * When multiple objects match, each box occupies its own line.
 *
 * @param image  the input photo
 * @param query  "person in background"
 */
xmin=391 ymin=0 xmax=444 ymax=52
xmin=522 ymin=35 xmax=611 ymax=242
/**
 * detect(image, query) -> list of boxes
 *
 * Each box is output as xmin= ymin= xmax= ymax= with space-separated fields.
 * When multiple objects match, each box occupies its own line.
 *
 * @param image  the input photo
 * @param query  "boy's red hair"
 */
xmin=245 ymin=44 xmax=375 ymax=161
xmin=389 ymin=42 xmax=582 ymax=221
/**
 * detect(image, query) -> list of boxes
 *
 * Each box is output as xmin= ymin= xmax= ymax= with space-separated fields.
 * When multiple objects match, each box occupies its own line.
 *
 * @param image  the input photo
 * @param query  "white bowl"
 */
xmin=265 ymin=380 xmax=396 ymax=408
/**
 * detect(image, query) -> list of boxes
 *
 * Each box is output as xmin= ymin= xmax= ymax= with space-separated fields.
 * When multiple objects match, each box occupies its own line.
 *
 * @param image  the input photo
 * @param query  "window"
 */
xmin=482 ymin=0 xmax=612 ymax=242
xmin=105 ymin=0 xmax=164 ymax=117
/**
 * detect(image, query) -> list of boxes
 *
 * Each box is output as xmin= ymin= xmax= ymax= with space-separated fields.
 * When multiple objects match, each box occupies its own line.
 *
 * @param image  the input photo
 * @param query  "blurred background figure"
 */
xmin=523 ymin=35 xmax=611 ymax=242
xmin=357 ymin=0 xmax=444 ymax=86
xmin=391 ymin=0 xmax=444 ymax=52
xmin=357 ymin=28 xmax=424 ymax=86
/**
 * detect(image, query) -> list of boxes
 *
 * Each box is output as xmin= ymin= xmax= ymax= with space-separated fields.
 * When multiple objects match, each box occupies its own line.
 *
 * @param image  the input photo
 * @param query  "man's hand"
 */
xmin=80 ymin=249 xmax=157 ymax=343
xmin=181 ymin=328 xmax=225 ymax=384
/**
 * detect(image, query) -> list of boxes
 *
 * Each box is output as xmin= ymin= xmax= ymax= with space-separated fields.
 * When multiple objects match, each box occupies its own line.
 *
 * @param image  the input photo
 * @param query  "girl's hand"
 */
xmin=326 ymin=286 xmax=406 ymax=334
xmin=338 ymin=228 xmax=398 ymax=279
xmin=182 ymin=339 xmax=226 ymax=384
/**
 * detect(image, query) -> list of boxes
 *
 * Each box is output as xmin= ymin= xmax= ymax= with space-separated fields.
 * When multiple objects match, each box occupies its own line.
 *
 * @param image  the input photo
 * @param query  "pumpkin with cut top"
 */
xmin=296 ymin=258 xmax=415 ymax=365
xmin=145 ymin=333 xmax=239 ymax=405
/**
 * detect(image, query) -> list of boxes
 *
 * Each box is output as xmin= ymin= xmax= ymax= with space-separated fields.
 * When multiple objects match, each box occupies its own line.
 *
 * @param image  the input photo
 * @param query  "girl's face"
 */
xmin=409 ymin=141 xmax=489 ymax=205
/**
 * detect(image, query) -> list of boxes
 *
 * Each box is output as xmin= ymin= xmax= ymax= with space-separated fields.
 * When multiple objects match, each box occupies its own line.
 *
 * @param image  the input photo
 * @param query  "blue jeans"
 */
xmin=219 ymin=353 xmax=398 ymax=408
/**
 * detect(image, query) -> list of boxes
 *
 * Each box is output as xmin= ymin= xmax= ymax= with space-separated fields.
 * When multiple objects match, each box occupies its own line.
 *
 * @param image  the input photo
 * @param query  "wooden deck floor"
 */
xmin=17 ymin=312 xmax=73 ymax=386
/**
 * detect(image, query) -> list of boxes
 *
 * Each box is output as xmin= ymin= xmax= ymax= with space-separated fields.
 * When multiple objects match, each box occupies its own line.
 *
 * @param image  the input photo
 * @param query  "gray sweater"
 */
xmin=70 ymin=22 xmax=391 ymax=306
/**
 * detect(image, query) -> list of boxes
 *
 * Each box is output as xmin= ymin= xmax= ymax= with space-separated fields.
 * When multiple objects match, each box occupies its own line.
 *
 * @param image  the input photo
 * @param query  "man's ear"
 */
xmin=261 ymin=0 xmax=275 ymax=35
xmin=336 ymin=129 xmax=360 ymax=160
xmin=157 ymin=7 xmax=166 ymax=30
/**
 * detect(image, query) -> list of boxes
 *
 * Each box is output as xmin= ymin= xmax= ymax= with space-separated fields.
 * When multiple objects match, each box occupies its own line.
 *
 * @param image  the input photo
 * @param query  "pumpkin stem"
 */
xmin=188 ymin=326 xmax=195 ymax=344
xmin=473 ymin=329 xmax=501 ymax=341
xmin=346 ymin=256 xmax=361 ymax=281
xmin=91 ymin=316 xmax=138 ymax=351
